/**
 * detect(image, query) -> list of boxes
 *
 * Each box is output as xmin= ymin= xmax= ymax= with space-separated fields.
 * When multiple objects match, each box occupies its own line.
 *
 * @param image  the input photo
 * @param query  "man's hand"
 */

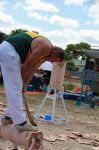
xmin=21 ymin=53 xmax=50 ymax=90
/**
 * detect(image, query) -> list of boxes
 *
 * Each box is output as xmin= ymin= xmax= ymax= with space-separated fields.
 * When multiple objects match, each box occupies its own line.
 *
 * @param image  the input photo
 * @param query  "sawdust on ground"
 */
xmin=0 ymin=93 xmax=99 ymax=150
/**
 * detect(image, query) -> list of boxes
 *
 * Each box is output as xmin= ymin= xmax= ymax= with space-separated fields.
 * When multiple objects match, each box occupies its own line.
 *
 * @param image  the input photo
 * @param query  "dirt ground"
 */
xmin=0 ymin=93 xmax=99 ymax=150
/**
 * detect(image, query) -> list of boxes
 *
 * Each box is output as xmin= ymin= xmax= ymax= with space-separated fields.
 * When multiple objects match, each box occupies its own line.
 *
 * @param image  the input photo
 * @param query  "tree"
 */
xmin=66 ymin=61 xmax=79 ymax=71
xmin=0 ymin=32 xmax=7 ymax=43
xmin=9 ymin=29 xmax=28 ymax=37
xmin=76 ymin=42 xmax=91 ymax=50
xmin=75 ymin=42 xmax=91 ymax=61
xmin=64 ymin=44 xmax=76 ymax=60
xmin=64 ymin=42 xmax=91 ymax=60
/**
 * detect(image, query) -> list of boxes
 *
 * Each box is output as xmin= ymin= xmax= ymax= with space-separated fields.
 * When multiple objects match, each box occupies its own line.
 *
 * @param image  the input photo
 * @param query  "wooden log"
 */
xmin=0 ymin=124 xmax=43 ymax=149
xmin=49 ymin=61 xmax=66 ymax=90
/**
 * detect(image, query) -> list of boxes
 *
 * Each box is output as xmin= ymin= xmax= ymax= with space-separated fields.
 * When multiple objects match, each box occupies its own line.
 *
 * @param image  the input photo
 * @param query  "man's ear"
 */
xmin=54 ymin=46 xmax=65 ymax=60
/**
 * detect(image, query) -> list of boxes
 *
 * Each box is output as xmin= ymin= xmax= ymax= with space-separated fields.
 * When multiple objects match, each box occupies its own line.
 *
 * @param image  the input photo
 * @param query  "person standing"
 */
xmin=0 ymin=31 xmax=65 ymax=131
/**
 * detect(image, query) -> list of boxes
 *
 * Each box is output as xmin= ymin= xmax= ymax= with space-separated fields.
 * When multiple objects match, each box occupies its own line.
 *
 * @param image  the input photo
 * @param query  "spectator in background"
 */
xmin=32 ymin=69 xmax=43 ymax=91
xmin=41 ymin=70 xmax=51 ymax=92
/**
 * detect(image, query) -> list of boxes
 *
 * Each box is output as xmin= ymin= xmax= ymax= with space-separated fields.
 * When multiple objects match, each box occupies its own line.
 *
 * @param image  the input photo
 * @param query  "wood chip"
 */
xmin=57 ymin=134 xmax=68 ymax=141
xmin=90 ymin=147 xmax=99 ymax=150
xmin=0 ymin=103 xmax=5 ymax=107
xmin=91 ymin=133 xmax=99 ymax=142
xmin=44 ymin=134 xmax=56 ymax=142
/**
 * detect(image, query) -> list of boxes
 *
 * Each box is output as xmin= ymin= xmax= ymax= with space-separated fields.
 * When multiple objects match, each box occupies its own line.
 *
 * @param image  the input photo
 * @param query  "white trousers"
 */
xmin=0 ymin=41 xmax=26 ymax=125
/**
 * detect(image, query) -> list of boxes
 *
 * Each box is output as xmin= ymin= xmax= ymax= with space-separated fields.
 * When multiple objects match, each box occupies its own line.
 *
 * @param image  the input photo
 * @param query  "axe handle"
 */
xmin=22 ymin=94 xmax=37 ymax=126
xmin=22 ymin=58 xmax=46 ymax=127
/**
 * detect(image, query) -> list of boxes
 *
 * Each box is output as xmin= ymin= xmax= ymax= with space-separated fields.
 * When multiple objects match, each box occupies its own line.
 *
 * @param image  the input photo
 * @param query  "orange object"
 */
xmin=72 ymin=86 xmax=81 ymax=93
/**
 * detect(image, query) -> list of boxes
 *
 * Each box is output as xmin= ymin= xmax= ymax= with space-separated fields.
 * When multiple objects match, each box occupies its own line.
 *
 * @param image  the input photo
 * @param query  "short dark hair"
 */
xmin=54 ymin=46 xmax=65 ymax=61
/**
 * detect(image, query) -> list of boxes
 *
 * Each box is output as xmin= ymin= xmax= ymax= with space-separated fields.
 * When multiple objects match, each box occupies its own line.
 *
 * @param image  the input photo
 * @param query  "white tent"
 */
xmin=39 ymin=61 xmax=52 ymax=71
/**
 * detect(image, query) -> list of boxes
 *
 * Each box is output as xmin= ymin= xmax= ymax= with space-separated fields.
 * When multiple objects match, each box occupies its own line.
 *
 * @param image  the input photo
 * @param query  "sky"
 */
xmin=0 ymin=0 xmax=99 ymax=48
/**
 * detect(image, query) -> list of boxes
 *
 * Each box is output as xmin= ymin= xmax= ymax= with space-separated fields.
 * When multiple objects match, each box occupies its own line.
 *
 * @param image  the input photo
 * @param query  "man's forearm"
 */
xmin=21 ymin=59 xmax=45 ymax=90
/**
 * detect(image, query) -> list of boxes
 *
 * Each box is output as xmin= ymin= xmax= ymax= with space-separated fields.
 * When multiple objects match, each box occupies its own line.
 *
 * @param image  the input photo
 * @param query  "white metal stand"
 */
xmin=35 ymin=87 xmax=69 ymax=124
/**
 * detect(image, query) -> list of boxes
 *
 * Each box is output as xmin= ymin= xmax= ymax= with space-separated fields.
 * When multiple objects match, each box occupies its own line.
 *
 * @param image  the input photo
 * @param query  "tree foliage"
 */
xmin=64 ymin=42 xmax=91 ymax=60
xmin=66 ymin=61 xmax=79 ymax=71
xmin=64 ymin=44 xmax=76 ymax=60
xmin=9 ymin=29 xmax=28 ymax=37
xmin=0 ymin=31 xmax=8 ymax=43
xmin=0 ymin=29 xmax=28 ymax=43
xmin=75 ymin=42 xmax=90 ymax=50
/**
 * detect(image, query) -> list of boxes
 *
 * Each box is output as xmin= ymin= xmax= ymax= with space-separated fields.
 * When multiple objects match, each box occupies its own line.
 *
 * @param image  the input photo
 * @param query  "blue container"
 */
xmin=76 ymin=99 xmax=81 ymax=106
xmin=44 ymin=114 xmax=52 ymax=121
